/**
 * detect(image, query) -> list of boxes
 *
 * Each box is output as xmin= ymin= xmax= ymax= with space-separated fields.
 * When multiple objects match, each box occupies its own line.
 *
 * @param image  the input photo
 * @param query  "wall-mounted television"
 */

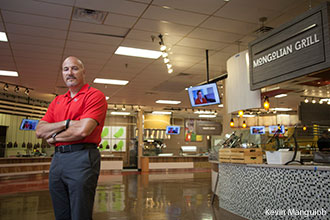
xmin=20 ymin=119 xmax=39 ymax=131
xmin=188 ymin=83 xmax=221 ymax=107
xmin=166 ymin=126 xmax=180 ymax=135
xmin=250 ymin=126 xmax=265 ymax=135
xmin=269 ymin=125 xmax=285 ymax=134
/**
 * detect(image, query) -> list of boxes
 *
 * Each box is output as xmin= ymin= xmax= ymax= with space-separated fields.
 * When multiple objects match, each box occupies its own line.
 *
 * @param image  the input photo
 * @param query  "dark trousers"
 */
xmin=49 ymin=148 xmax=100 ymax=220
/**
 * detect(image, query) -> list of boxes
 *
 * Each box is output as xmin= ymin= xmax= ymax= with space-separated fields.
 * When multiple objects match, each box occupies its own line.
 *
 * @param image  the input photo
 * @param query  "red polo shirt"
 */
xmin=41 ymin=84 xmax=107 ymax=146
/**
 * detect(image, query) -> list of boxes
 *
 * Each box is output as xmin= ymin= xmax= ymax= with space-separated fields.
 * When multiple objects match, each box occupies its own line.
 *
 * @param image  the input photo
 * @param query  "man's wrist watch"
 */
xmin=65 ymin=119 xmax=71 ymax=130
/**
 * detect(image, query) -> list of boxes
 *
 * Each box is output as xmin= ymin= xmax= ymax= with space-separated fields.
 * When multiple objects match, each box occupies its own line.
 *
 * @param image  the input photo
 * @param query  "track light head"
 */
xmin=14 ymin=86 xmax=19 ymax=93
xmin=24 ymin=88 xmax=30 ymax=96
xmin=3 ymin=83 xmax=8 ymax=91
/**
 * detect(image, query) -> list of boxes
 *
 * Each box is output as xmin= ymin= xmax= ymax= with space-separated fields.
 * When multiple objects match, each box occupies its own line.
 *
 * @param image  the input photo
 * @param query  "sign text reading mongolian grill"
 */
xmin=248 ymin=2 xmax=330 ymax=90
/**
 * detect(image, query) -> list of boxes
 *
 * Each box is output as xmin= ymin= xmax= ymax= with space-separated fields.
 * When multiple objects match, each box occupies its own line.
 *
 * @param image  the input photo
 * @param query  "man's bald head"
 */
xmin=62 ymin=56 xmax=86 ymax=90
xmin=62 ymin=56 xmax=85 ymax=69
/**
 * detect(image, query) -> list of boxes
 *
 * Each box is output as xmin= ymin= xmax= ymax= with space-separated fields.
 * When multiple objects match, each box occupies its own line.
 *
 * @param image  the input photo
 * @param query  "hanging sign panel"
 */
xmin=248 ymin=2 xmax=330 ymax=90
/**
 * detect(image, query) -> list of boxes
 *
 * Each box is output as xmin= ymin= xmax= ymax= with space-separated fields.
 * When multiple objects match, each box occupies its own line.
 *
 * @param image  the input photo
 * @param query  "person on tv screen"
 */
xmin=195 ymin=90 xmax=208 ymax=104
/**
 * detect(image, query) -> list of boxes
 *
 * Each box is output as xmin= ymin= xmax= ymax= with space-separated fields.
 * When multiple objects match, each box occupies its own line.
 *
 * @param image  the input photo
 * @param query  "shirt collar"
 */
xmin=64 ymin=84 xmax=89 ymax=98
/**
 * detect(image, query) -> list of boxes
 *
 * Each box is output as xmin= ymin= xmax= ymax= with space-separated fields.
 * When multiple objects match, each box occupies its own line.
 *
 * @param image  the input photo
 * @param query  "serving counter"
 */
xmin=141 ymin=156 xmax=210 ymax=172
xmin=211 ymin=161 xmax=330 ymax=220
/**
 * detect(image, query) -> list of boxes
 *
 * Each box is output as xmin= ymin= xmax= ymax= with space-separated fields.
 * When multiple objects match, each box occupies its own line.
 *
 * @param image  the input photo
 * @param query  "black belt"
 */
xmin=55 ymin=143 xmax=97 ymax=153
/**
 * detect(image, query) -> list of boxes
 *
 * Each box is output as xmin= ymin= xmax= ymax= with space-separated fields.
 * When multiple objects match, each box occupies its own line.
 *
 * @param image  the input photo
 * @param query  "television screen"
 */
xmin=269 ymin=125 xmax=285 ymax=134
xmin=188 ymin=83 xmax=221 ymax=107
xmin=20 ymin=119 xmax=39 ymax=131
xmin=250 ymin=126 xmax=265 ymax=135
xmin=166 ymin=126 xmax=180 ymax=135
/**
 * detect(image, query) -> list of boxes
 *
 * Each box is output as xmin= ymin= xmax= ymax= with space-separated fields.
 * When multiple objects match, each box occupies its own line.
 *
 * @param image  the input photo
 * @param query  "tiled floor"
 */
xmin=0 ymin=170 xmax=247 ymax=220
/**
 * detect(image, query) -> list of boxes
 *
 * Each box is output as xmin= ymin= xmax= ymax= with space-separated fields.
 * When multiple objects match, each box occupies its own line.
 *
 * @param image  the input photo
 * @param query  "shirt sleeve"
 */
xmin=80 ymin=90 xmax=107 ymax=124
xmin=41 ymin=97 xmax=57 ymax=123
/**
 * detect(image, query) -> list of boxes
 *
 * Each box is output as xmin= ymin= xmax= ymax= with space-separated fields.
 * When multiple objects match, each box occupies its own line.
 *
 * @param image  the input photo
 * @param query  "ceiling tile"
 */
xmin=0 ymin=0 xmax=72 ymax=19
xmin=11 ymin=43 xmax=64 ymax=54
xmin=68 ymin=31 xmax=123 ymax=46
xmin=6 ymin=23 xmax=67 ymax=39
xmin=104 ymin=13 xmax=138 ymax=28
xmin=152 ymin=0 xmax=225 ymax=14
xmin=177 ymin=38 xmax=228 ymax=50
xmin=66 ymin=40 xmax=118 ymax=53
xmin=13 ymin=50 xmax=62 ymax=61
xmin=7 ymin=33 xmax=66 ymax=47
xmin=142 ymin=6 xmax=208 ymax=26
xmin=214 ymin=0 xmax=278 ymax=24
xmin=170 ymin=46 xmax=213 ymax=57
xmin=2 ymin=11 xmax=70 ymax=30
xmin=120 ymin=38 xmax=160 ymax=51
xmin=188 ymin=28 xmax=243 ymax=43
xmin=70 ymin=21 xmax=129 ymax=37
xmin=0 ymin=55 xmax=15 ymax=68
xmin=201 ymin=16 xmax=259 ymax=35
xmin=134 ymin=18 xmax=194 ymax=37
xmin=75 ymin=0 xmax=148 ymax=16
xmin=38 ymin=0 xmax=75 ymax=6
xmin=126 ymin=30 xmax=182 ymax=47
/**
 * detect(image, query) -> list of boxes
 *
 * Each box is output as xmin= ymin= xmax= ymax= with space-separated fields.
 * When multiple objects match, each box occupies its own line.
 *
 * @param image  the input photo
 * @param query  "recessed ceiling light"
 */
xmin=0 ymin=32 xmax=8 ymax=42
xmin=151 ymin=111 xmax=172 ymax=115
xmin=199 ymin=114 xmax=216 ymax=118
xmin=93 ymin=78 xmax=128 ymax=85
xmin=275 ymin=94 xmax=287 ymax=98
xmin=0 ymin=70 xmax=18 ymax=77
xmin=155 ymin=100 xmax=181 ymax=104
xmin=115 ymin=46 xmax=162 ymax=59
xmin=110 ymin=112 xmax=130 ymax=115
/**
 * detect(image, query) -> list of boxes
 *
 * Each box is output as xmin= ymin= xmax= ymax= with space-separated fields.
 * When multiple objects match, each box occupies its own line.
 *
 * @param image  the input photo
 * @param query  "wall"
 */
xmin=162 ymin=118 xmax=210 ymax=155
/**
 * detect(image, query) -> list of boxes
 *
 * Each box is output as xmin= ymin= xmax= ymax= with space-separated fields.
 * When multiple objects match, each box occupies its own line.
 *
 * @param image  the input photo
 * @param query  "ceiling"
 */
xmin=0 ymin=0 xmax=329 ymax=115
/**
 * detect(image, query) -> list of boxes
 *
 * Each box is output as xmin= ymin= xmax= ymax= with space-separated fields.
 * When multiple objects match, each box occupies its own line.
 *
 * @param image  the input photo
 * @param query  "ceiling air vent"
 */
xmin=73 ymin=7 xmax=107 ymax=24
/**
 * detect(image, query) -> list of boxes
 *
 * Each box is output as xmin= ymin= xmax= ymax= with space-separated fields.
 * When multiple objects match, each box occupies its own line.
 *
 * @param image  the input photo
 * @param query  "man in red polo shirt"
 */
xmin=36 ymin=56 xmax=107 ymax=220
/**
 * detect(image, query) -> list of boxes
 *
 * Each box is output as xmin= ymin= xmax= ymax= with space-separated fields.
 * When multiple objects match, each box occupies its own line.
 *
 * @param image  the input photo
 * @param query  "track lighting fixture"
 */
xmin=14 ymin=86 xmax=19 ymax=93
xmin=158 ymin=34 xmax=173 ymax=74
xmin=24 ymin=88 xmax=30 ymax=96
xmin=122 ymin=105 xmax=126 ymax=110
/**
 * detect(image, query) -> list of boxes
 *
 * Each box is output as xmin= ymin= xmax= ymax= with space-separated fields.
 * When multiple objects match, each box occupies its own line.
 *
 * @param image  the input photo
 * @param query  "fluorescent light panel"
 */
xmin=0 ymin=32 xmax=8 ymax=42
xmin=275 ymin=94 xmax=287 ymax=98
xmin=199 ymin=114 xmax=216 ymax=118
xmin=271 ymin=108 xmax=292 ymax=111
xmin=155 ymin=100 xmax=181 ymax=104
xmin=194 ymin=110 xmax=214 ymax=114
xmin=115 ymin=46 xmax=162 ymax=59
xmin=151 ymin=111 xmax=172 ymax=115
xmin=110 ymin=112 xmax=130 ymax=115
xmin=93 ymin=78 xmax=128 ymax=85
xmin=0 ymin=70 xmax=18 ymax=77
